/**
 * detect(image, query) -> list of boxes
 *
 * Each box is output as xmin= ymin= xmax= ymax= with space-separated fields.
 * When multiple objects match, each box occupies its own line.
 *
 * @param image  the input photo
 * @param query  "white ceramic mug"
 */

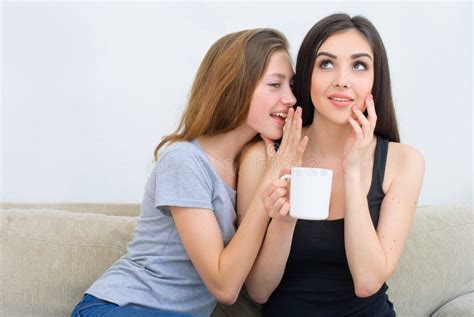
xmin=280 ymin=167 xmax=333 ymax=220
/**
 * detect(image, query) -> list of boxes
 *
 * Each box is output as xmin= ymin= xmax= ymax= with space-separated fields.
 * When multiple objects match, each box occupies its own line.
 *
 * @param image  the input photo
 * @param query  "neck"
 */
xmin=197 ymin=125 xmax=256 ymax=162
xmin=304 ymin=114 xmax=353 ymax=161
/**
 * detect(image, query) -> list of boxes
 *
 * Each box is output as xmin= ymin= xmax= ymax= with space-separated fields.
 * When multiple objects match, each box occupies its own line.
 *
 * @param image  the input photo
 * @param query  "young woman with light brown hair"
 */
xmin=72 ymin=28 xmax=307 ymax=317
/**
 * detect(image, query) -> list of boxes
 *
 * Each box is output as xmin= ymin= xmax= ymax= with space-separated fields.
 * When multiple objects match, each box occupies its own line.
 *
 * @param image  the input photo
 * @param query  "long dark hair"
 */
xmin=294 ymin=13 xmax=400 ymax=142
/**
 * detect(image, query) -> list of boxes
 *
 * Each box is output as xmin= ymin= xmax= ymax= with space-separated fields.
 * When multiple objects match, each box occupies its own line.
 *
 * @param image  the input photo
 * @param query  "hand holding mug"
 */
xmin=261 ymin=167 xmax=294 ymax=223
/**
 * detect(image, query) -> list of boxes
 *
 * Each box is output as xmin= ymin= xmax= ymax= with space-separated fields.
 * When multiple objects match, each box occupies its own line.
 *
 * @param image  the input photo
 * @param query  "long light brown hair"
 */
xmin=153 ymin=28 xmax=289 ymax=160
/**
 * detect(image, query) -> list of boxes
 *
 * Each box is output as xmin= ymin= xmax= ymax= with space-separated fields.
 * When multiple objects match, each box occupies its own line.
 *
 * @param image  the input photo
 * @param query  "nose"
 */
xmin=282 ymin=88 xmax=297 ymax=107
xmin=334 ymin=70 xmax=351 ymax=89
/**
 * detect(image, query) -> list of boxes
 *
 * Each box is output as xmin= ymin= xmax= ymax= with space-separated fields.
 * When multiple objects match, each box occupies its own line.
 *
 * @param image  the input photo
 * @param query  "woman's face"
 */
xmin=311 ymin=29 xmax=374 ymax=125
xmin=246 ymin=50 xmax=296 ymax=140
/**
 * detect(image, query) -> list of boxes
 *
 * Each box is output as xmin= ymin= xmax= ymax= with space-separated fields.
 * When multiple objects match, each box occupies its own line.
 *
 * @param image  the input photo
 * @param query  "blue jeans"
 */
xmin=71 ymin=294 xmax=195 ymax=317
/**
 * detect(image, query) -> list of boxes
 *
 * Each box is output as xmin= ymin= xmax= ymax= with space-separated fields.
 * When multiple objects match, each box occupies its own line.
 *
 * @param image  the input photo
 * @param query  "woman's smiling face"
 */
xmin=310 ymin=29 xmax=374 ymax=125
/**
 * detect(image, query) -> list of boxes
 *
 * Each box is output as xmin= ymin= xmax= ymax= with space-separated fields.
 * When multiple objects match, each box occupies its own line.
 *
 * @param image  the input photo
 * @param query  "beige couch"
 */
xmin=1 ymin=203 xmax=472 ymax=317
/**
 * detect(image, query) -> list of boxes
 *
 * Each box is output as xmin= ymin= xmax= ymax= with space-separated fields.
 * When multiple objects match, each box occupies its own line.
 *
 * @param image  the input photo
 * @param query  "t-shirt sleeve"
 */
xmin=154 ymin=148 xmax=213 ymax=211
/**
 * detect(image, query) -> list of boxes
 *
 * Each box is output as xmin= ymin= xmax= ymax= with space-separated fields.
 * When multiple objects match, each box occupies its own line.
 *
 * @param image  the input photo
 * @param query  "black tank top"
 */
xmin=263 ymin=136 xmax=396 ymax=317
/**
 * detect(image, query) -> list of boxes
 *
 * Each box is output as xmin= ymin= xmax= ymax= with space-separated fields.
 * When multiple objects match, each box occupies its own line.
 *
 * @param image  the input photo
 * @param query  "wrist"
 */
xmin=271 ymin=217 xmax=297 ymax=229
xmin=343 ymin=170 xmax=362 ymax=183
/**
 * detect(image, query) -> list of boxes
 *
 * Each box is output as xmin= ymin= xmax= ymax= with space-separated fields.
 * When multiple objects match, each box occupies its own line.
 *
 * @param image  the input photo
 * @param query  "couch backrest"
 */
xmin=387 ymin=205 xmax=473 ymax=316
xmin=1 ymin=204 xmax=472 ymax=317
xmin=0 ymin=202 xmax=141 ymax=217
xmin=0 ymin=207 xmax=137 ymax=317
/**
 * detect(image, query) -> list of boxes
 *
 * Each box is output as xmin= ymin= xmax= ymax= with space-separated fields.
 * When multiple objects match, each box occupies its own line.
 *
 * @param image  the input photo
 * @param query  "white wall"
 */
xmin=2 ymin=1 xmax=472 ymax=205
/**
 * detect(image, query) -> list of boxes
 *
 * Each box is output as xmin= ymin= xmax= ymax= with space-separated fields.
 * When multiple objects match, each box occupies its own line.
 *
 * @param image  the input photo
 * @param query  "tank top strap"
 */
xmin=366 ymin=135 xmax=389 ymax=226
xmin=373 ymin=135 xmax=389 ymax=191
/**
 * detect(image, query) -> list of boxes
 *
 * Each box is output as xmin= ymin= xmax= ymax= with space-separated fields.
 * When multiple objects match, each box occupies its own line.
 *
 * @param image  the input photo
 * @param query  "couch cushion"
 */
xmin=0 ymin=208 xmax=137 ymax=317
xmin=0 ymin=202 xmax=141 ymax=217
xmin=431 ymin=292 xmax=474 ymax=317
xmin=387 ymin=205 xmax=473 ymax=316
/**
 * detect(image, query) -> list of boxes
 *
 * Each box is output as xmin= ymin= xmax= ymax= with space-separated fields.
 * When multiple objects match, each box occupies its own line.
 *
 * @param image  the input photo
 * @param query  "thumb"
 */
xmin=279 ymin=166 xmax=291 ymax=178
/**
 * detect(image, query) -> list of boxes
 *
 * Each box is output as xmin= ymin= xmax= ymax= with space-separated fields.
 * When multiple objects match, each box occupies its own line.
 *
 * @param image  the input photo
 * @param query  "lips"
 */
xmin=328 ymin=93 xmax=354 ymax=108
xmin=270 ymin=111 xmax=288 ymax=127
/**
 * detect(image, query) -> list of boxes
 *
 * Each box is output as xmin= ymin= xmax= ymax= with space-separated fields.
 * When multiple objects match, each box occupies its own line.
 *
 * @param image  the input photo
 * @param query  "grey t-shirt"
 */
xmin=86 ymin=140 xmax=237 ymax=317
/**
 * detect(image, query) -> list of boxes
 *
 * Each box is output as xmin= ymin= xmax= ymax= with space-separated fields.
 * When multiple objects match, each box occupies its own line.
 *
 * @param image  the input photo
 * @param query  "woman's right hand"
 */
xmin=261 ymin=167 xmax=297 ymax=223
xmin=260 ymin=106 xmax=308 ymax=177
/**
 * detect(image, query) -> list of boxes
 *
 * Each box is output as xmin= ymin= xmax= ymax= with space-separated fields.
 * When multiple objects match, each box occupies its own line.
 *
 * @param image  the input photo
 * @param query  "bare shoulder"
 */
xmin=236 ymin=141 xmax=269 ymax=222
xmin=238 ymin=140 xmax=269 ymax=178
xmin=384 ymin=142 xmax=425 ymax=192
xmin=240 ymin=140 xmax=268 ymax=162
xmin=389 ymin=142 xmax=424 ymax=168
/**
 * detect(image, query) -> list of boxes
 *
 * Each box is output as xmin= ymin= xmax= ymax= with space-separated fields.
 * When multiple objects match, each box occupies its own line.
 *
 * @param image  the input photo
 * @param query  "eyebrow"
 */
xmin=316 ymin=51 xmax=373 ymax=61
xmin=267 ymin=73 xmax=287 ymax=79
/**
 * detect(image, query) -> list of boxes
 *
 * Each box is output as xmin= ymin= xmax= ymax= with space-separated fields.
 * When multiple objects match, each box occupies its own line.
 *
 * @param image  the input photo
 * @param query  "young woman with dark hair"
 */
xmin=237 ymin=14 xmax=424 ymax=316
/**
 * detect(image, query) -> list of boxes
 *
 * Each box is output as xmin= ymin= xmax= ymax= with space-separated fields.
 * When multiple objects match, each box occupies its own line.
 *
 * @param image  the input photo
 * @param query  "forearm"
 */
xmin=245 ymin=219 xmax=296 ymax=303
xmin=343 ymin=174 xmax=388 ymax=296
xmin=214 ymin=175 xmax=276 ymax=300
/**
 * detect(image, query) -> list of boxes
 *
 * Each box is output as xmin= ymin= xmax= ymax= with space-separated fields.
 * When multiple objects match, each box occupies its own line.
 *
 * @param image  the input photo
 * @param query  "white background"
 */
xmin=2 ymin=1 xmax=472 ymax=206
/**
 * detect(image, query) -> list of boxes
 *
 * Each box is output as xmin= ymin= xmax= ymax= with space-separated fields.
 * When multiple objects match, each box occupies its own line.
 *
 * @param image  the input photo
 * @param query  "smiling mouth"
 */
xmin=270 ymin=112 xmax=288 ymax=119
xmin=328 ymin=96 xmax=354 ymax=108
xmin=328 ymin=97 xmax=353 ymax=102
xmin=270 ymin=112 xmax=287 ymax=127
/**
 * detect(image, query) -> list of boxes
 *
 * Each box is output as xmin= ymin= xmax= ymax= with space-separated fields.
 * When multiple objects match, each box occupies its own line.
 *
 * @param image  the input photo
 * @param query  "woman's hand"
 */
xmin=343 ymin=94 xmax=377 ymax=176
xmin=261 ymin=166 xmax=296 ymax=223
xmin=260 ymin=107 xmax=308 ymax=178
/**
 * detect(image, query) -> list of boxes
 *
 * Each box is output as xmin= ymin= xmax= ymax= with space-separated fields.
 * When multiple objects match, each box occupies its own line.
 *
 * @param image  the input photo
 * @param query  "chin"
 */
xmin=259 ymin=130 xmax=281 ymax=142
xmin=322 ymin=114 xmax=351 ymax=126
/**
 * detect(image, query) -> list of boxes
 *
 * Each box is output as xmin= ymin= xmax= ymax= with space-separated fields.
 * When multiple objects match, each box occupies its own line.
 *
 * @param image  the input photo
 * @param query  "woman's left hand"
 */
xmin=342 ymin=94 xmax=377 ymax=176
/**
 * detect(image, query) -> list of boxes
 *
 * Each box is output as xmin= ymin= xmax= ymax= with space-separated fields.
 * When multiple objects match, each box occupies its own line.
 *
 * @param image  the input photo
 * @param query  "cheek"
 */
xmin=310 ymin=72 xmax=329 ymax=102
xmin=246 ymin=92 xmax=268 ymax=127
xmin=246 ymin=104 xmax=261 ymax=128
xmin=355 ymin=78 xmax=374 ymax=110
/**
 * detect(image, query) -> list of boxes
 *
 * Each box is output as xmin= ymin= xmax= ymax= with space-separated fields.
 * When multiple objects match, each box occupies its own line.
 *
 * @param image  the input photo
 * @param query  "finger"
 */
xmin=286 ymin=108 xmax=297 ymax=147
xmin=348 ymin=117 xmax=363 ymax=141
xmin=292 ymin=106 xmax=301 ymax=134
xmin=279 ymin=166 xmax=291 ymax=178
xmin=270 ymin=187 xmax=287 ymax=202
xmin=293 ymin=107 xmax=303 ymax=146
xmin=279 ymin=202 xmax=290 ymax=217
xmin=352 ymin=105 xmax=370 ymax=139
xmin=272 ymin=179 xmax=290 ymax=190
xmin=262 ymin=182 xmax=276 ymax=202
xmin=279 ymin=107 xmax=294 ymax=149
xmin=352 ymin=105 xmax=369 ymax=126
xmin=366 ymin=94 xmax=377 ymax=130
xmin=296 ymin=135 xmax=309 ymax=161
xmin=287 ymin=106 xmax=297 ymax=144
xmin=265 ymin=182 xmax=287 ymax=203
xmin=273 ymin=197 xmax=286 ymax=215
xmin=283 ymin=107 xmax=302 ymax=162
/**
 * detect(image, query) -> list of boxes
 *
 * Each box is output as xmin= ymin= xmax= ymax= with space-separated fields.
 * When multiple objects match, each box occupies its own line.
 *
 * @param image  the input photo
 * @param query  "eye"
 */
xmin=353 ymin=61 xmax=368 ymax=71
xmin=319 ymin=59 xmax=334 ymax=69
xmin=269 ymin=83 xmax=281 ymax=88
